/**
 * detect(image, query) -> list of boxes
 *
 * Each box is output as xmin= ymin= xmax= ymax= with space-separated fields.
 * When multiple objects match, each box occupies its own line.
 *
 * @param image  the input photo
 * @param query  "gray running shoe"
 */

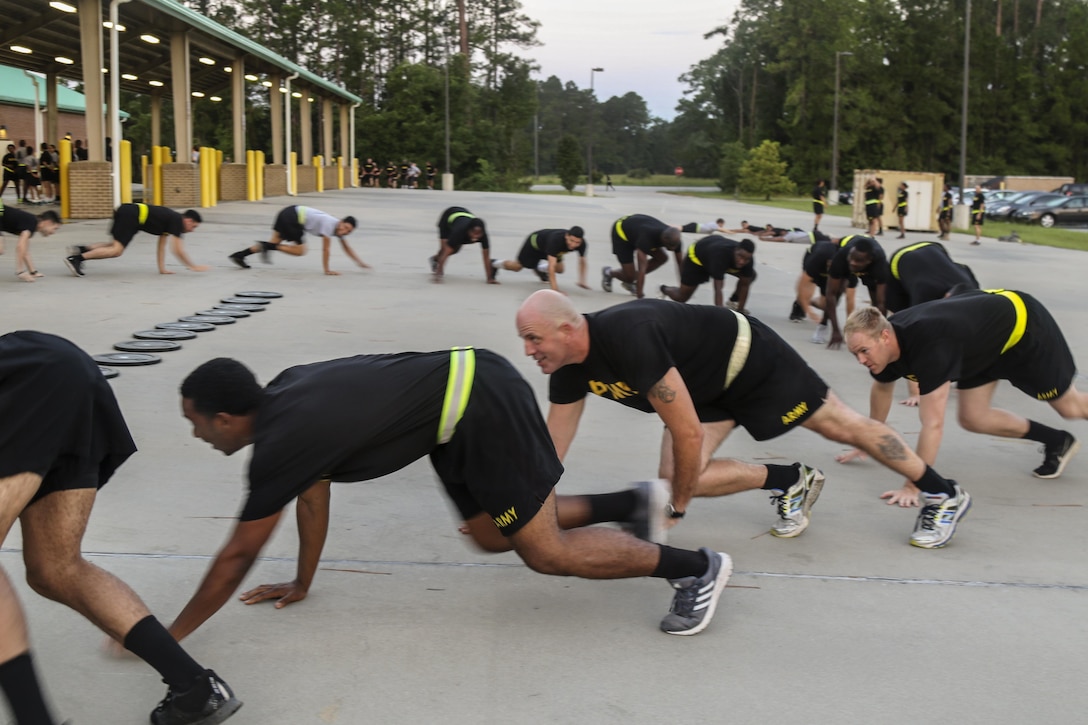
xmin=660 ymin=549 xmax=732 ymax=635
xmin=150 ymin=670 xmax=242 ymax=725
xmin=1033 ymin=433 xmax=1079 ymax=479
xmin=624 ymin=479 xmax=670 ymax=544
xmin=429 ymin=255 xmax=439 ymax=273
xmin=536 ymin=269 xmax=549 ymax=282
xmin=770 ymin=464 xmax=825 ymax=538
xmin=620 ymin=281 xmax=637 ymax=295
xmin=810 ymin=324 xmax=829 ymax=344
xmin=601 ymin=265 xmax=613 ymax=292
xmin=910 ymin=484 xmax=971 ymax=549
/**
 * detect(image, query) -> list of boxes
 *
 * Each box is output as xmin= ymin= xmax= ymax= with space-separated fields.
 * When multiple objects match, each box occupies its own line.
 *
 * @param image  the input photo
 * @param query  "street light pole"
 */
xmin=586 ymin=66 xmax=603 ymax=197
xmin=958 ymin=0 xmax=972 ymax=207
xmin=442 ymin=7 xmax=453 ymax=191
xmin=830 ymin=50 xmax=852 ymax=203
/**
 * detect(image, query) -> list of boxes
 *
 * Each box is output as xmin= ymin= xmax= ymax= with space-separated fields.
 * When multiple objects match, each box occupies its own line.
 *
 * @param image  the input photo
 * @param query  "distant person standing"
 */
xmin=970 ymin=186 xmax=984 ymax=245
xmin=605 ymin=174 xmax=616 ymax=191
xmin=895 ymin=182 xmax=909 ymax=239
xmin=74 ymin=139 xmax=88 ymax=161
xmin=812 ymin=179 xmax=827 ymax=231
xmin=426 ymin=162 xmax=437 ymax=190
xmin=875 ymin=177 xmax=886 ymax=236
xmin=937 ymin=184 xmax=953 ymax=240
xmin=864 ymin=179 xmax=881 ymax=236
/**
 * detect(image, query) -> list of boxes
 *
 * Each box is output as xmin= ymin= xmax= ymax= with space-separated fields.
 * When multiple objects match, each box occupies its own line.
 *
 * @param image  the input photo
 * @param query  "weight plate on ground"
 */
xmin=156 ymin=321 xmax=216 ymax=332
xmin=179 ymin=315 xmax=236 ymax=325
xmin=99 ymin=366 xmax=120 ymax=379
xmin=133 ymin=329 xmax=197 ymax=341
xmin=235 ymin=290 xmax=283 ymax=299
xmin=114 ymin=340 xmax=182 ymax=353
xmin=221 ymin=296 xmax=270 ymax=305
xmin=196 ymin=309 xmax=250 ymax=318
xmin=92 ymin=352 xmax=162 ymax=366
xmin=214 ymin=303 xmax=265 ymax=312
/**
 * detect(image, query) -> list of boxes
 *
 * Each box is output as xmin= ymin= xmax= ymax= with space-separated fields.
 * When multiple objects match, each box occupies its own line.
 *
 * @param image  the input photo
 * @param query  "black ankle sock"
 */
xmin=913 ymin=465 xmax=955 ymax=497
xmin=1023 ymin=420 xmax=1067 ymax=450
xmin=585 ymin=490 xmax=639 ymax=524
xmin=0 ymin=653 xmax=56 ymax=725
xmin=234 ymin=248 xmax=254 ymax=258
xmin=762 ymin=463 xmax=801 ymax=492
xmin=123 ymin=615 xmax=205 ymax=690
xmin=651 ymin=545 xmax=709 ymax=580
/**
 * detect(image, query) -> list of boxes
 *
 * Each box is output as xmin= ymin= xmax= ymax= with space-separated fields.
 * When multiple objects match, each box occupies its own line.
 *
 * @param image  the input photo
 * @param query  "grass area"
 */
xmin=526 ymin=174 xmax=718 ymax=187
xmin=666 ymin=192 xmax=1088 ymax=251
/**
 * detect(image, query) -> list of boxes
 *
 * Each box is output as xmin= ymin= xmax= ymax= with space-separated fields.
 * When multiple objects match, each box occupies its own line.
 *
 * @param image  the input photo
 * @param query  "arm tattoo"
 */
xmin=650 ymin=380 xmax=677 ymax=403
xmin=876 ymin=433 xmax=909 ymax=461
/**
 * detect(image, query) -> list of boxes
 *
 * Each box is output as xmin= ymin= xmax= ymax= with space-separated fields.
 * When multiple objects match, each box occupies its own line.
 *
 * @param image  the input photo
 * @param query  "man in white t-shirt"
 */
xmin=228 ymin=205 xmax=370 ymax=276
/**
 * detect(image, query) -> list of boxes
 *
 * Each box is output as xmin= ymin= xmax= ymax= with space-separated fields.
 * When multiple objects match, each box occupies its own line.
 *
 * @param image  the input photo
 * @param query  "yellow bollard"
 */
xmin=337 ymin=156 xmax=344 ymax=190
xmin=120 ymin=140 xmax=132 ymax=204
xmin=315 ymin=155 xmax=324 ymax=193
xmin=140 ymin=154 xmax=148 ymax=202
xmin=289 ymin=151 xmax=297 ymax=196
xmin=153 ymin=146 xmax=165 ymax=206
xmin=351 ymin=158 xmax=359 ymax=188
xmin=246 ymin=150 xmax=256 ymax=202
xmin=215 ymin=149 xmax=223 ymax=204
xmin=199 ymin=147 xmax=208 ymax=208
xmin=58 ymin=138 xmax=71 ymax=219
xmin=256 ymin=150 xmax=265 ymax=200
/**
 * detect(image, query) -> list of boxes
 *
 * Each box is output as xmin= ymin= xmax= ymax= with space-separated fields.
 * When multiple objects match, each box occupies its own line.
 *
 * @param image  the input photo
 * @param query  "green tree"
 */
xmin=739 ymin=140 xmax=795 ymax=200
xmin=556 ymin=134 xmax=582 ymax=192
xmin=717 ymin=140 xmax=747 ymax=194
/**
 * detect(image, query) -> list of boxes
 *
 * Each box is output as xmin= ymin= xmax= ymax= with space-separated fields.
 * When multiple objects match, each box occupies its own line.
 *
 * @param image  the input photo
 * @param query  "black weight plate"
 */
xmin=214 ymin=303 xmax=266 ymax=312
xmin=194 ymin=306 xmax=249 ymax=315
xmin=98 ymin=366 xmax=120 ymax=379
xmin=156 ymin=321 xmax=216 ymax=332
xmin=221 ymin=296 xmax=270 ymax=305
xmin=92 ymin=352 xmax=162 ymax=366
xmin=235 ymin=290 xmax=283 ymax=298
xmin=179 ymin=315 xmax=236 ymax=325
xmin=133 ymin=329 xmax=197 ymax=341
xmin=114 ymin=340 xmax=182 ymax=353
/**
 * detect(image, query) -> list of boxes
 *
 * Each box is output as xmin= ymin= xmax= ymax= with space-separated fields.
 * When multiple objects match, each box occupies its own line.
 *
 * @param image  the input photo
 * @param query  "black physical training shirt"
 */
xmin=812 ymin=185 xmax=826 ymax=203
xmin=549 ymin=300 xmax=742 ymax=413
xmin=828 ymin=235 xmax=888 ymax=283
xmin=241 ymin=352 xmax=450 ymax=521
xmin=803 ymin=240 xmax=838 ymax=280
xmin=1 ymin=207 xmax=38 ymax=236
xmin=125 ymin=204 xmax=186 ymax=237
xmin=614 ymin=214 xmax=671 ymax=254
xmin=531 ymin=229 xmax=586 ymax=260
xmin=871 ymin=291 xmax=1019 ymax=394
xmin=971 ymin=196 xmax=985 ymax=213
xmin=690 ymin=235 xmax=754 ymax=279
xmin=897 ymin=188 xmax=908 ymax=210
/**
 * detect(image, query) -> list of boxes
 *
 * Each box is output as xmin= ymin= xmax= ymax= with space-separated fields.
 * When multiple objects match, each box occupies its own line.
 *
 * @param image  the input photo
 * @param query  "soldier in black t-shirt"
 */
xmin=1 ymin=205 xmax=61 ymax=281
xmin=425 ymin=162 xmax=436 ymax=190
xmin=171 ymin=351 xmax=732 ymax=639
xmin=845 ymin=290 xmax=1086 ymax=488
xmin=0 ymin=145 xmax=17 ymax=199
xmin=885 ymin=241 xmax=978 ymax=314
xmin=431 ymin=206 xmax=495 ymax=283
xmin=864 ymin=179 xmax=881 ymax=236
xmin=817 ymin=235 xmax=888 ymax=348
xmin=659 ymin=235 xmax=755 ymax=309
xmin=63 ymin=203 xmax=206 ymax=277
xmin=491 ymin=226 xmax=589 ymax=292
xmin=602 ymin=214 xmax=682 ymax=298
xmin=895 ymin=182 xmax=909 ymax=239
xmin=0 ymin=331 xmax=242 ymax=725
xmin=937 ymin=185 xmax=953 ymax=240
xmin=970 ymin=186 xmax=985 ymax=245
xmin=516 ymin=291 xmax=970 ymax=548
xmin=812 ymin=179 xmax=827 ymax=231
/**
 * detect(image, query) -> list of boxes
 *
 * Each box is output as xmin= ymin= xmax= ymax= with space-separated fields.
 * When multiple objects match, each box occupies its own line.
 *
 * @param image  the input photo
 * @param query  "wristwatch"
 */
xmin=665 ymin=502 xmax=686 ymax=519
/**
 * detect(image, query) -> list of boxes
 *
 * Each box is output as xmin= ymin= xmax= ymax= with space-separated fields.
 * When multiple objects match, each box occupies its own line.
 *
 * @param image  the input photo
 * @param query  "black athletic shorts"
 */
xmin=0 ymin=331 xmax=136 ymax=505
xmin=430 ymin=350 xmax=562 ymax=536
xmin=812 ymin=202 xmax=824 ymax=214
xmin=516 ymin=235 xmax=545 ymax=270
xmin=865 ymin=204 xmax=880 ymax=219
xmin=957 ymin=294 xmax=1076 ymax=401
xmin=2 ymin=172 xmax=15 ymax=183
xmin=694 ymin=316 xmax=829 ymax=439
xmin=681 ymin=222 xmax=698 ymax=234
xmin=971 ymin=211 xmax=985 ymax=225
xmin=109 ymin=204 xmax=142 ymax=246
xmin=679 ymin=258 xmax=713 ymax=288
xmin=272 ymin=206 xmax=305 ymax=243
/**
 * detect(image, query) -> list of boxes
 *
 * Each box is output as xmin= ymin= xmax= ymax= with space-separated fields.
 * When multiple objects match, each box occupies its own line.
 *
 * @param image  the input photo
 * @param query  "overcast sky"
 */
xmin=517 ymin=0 xmax=740 ymax=120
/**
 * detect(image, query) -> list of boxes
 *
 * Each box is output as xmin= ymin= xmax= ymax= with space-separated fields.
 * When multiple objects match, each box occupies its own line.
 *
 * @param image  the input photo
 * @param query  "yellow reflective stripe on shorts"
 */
xmin=890 ymin=242 xmax=934 ymax=280
xmin=614 ymin=217 xmax=629 ymax=242
xmin=296 ymin=206 xmax=307 ymax=224
xmin=136 ymin=203 xmax=150 ymax=225
xmin=985 ymin=289 xmax=1027 ymax=354
xmin=723 ymin=311 xmax=751 ymax=390
xmin=687 ymin=243 xmax=703 ymax=266
xmin=438 ymin=347 xmax=476 ymax=444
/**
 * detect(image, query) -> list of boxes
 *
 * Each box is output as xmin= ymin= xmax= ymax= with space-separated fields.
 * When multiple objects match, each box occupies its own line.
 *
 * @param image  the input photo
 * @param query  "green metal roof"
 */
xmin=0 ymin=64 xmax=129 ymax=118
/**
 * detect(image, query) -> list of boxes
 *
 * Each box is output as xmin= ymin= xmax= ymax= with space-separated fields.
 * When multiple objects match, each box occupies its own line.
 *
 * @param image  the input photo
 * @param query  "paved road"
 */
xmin=3 ymin=186 xmax=1086 ymax=723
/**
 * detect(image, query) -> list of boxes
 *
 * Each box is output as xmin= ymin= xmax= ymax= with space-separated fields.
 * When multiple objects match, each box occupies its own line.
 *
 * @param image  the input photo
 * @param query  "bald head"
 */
xmin=516 ymin=290 xmax=589 ymax=374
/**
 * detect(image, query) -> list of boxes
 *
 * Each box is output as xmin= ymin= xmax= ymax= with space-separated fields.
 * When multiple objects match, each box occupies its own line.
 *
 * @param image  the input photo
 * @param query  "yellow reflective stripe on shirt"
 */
xmin=985 ymin=290 xmax=1028 ymax=354
xmin=136 ymin=203 xmax=150 ymax=225
xmin=529 ymin=233 xmax=539 ymax=251
xmin=723 ymin=311 xmax=751 ymax=390
xmin=687 ymin=243 xmax=703 ymax=266
xmin=839 ymin=234 xmax=856 ymax=247
xmin=448 ymin=211 xmax=474 ymax=224
xmin=438 ymin=347 xmax=476 ymax=444
xmin=297 ymin=206 xmax=307 ymax=224
xmin=614 ymin=217 xmax=629 ymax=242
xmin=889 ymin=242 xmax=933 ymax=280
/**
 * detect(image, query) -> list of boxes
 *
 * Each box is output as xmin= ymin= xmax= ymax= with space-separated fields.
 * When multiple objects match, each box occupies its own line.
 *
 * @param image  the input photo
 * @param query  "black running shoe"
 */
xmin=228 ymin=252 xmax=250 ymax=269
xmin=789 ymin=300 xmax=805 ymax=322
xmin=150 ymin=670 xmax=242 ymax=725
xmin=64 ymin=255 xmax=85 ymax=277
xmin=1033 ymin=433 xmax=1080 ymax=479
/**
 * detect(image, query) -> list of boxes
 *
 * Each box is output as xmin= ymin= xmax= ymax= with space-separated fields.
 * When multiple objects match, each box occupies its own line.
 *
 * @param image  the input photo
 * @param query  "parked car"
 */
xmin=983 ymin=189 xmax=1021 ymax=203
xmin=985 ymin=191 xmax=1055 ymax=220
xmin=1013 ymin=195 xmax=1088 ymax=227
xmin=1053 ymin=183 xmax=1088 ymax=196
xmin=838 ymin=190 xmax=854 ymax=205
